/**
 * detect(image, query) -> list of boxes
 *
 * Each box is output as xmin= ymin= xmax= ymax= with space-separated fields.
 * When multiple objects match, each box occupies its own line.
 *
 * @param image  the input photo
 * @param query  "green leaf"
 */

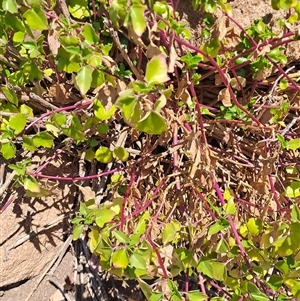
xmin=75 ymin=65 xmax=93 ymax=95
xmin=286 ymin=139 xmax=300 ymax=151
xmin=2 ymin=0 xmax=18 ymax=14
xmin=1 ymin=87 xmax=18 ymax=106
xmin=285 ymin=181 xmax=300 ymax=198
xmin=154 ymin=94 xmax=167 ymax=112
xmin=136 ymin=111 xmax=167 ymax=135
xmin=95 ymin=208 xmax=115 ymax=227
xmin=24 ymin=176 xmax=40 ymax=193
xmin=1 ymin=142 xmax=16 ymax=159
xmin=201 ymin=38 xmax=221 ymax=58
xmin=116 ymin=91 xmax=141 ymax=124
xmin=279 ymin=79 xmax=289 ymax=90
xmin=149 ymin=292 xmax=164 ymax=301
xmin=130 ymin=4 xmax=146 ymax=37
xmin=273 ymin=236 xmax=296 ymax=257
xmin=9 ymin=114 xmax=26 ymax=135
xmin=89 ymin=229 xmax=100 ymax=252
xmin=187 ymin=291 xmax=207 ymax=301
xmin=138 ymin=279 xmax=152 ymax=300
xmin=211 ymin=262 xmax=226 ymax=282
xmin=111 ymin=249 xmax=129 ymax=269
xmin=247 ymin=282 xmax=269 ymax=301
xmin=113 ymin=147 xmax=129 ymax=162
xmin=223 ymin=188 xmax=236 ymax=215
xmin=197 ymin=258 xmax=226 ymax=281
xmin=22 ymin=135 xmax=36 ymax=151
xmin=23 ymin=7 xmax=48 ymax=30
xmin=82 ymin=23 xmax=98 ymax=44
xmin=130 ymin=253 xmax=147 ymax=270
xmin=113 ymin=230 xmax=128 ymax=243
xmin=145 ymin=54 xmax=169 ymax=85
xmin=246 ymin=217 xmax=263 ymax=236
xmin=208 ymin=219 xmax=230 ymax=235
xmin=291 ymin=204 xmax=300 ymax=222
xmin=162 ymin=222 xmax=177 ymax=245
xmin=94 ymin=99 xmax=116 ymax=121
xmin=69 ymin=0 xmax=90 ymax=19
xmin=91 ymin=69 xmax=105 ymax=88
xmin=95 ymin=146 xmax=113 ymax=163
xmin=267 ymin=275 xmax=282 ymax=291
xmin=32 ymin=132 xmax=53 ymax=148
xmin=73 ymin=224 xmax=84 ymax=240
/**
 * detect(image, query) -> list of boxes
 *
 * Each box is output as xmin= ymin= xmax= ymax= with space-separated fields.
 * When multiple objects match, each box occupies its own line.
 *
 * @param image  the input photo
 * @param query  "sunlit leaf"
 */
xmin=94 ymin=99 xmax=116 ymax=121
xmin=75 ymin=65 xmax=93 ymax=95
xmin=136 ymin=111 xmax=167 ymax=135
xmin=145 ymin=54 xmax=169 ymax=85
xmin=23 ymin=7 xmax=48 ymax=30
xmin=1 ymin=142 xmax=16 ymax=159
xmin=2 ymin=0 xmax=18 ymax=14
xmin=1 ymin=86 xmax=18 ymax=106
xmin=130 ymin=4 xmax=146 ymax=36
xmin=95 ymin=208 xmax=115 ymax=227
xmin=286 ymin=139 xmax=300 ymax=151
xmin=246 ymin=217 xmax=263 ymax=236
xmin=22 ymin=135 xmax=36 ymax=151
xmin=187 ymin=291 xmax=207 ymax=301
xmin=82 ymin=23 xmax=98 ymax=44
xmin=162 ymin=222 xmax=177 ymax=245
xmin=73 ymin=224 xmax=84 ymax=240
xmin=111 ymin=248 xmax=129 ymax=268
xmin=285 ymin=181 xmax=300 ymax=198
xmin=113 ymin=147 xmax=129 ymax=162
xmin=208 ymin=219 xmax=230 ymax=235
xmin=32 ymin=132 xmax=54 ymax=148
xmin=24 ymin=176 xmax=40 ymax=193
xmin=95 ymin=146 xmax=113 ymax=163
xmin=130 ymin=253 xmax=146 ymax=270
xmin=9 ymin=114 xmax=26 ymax=135
xmin=69 ymin=0 xmax=90 ymax=19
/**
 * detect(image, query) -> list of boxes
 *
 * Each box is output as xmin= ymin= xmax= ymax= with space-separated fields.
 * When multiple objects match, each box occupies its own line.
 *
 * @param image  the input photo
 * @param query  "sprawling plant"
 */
xmin=0 ymin=0 xmax=300 ymax=300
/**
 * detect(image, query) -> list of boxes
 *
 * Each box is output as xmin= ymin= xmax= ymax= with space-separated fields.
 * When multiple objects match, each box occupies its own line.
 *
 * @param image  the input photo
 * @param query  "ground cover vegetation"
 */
xmin=0 ymin=0 xmax=300 ymax=300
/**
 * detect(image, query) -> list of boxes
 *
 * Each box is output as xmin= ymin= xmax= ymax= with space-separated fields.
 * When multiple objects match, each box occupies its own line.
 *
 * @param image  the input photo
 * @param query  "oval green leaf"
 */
xmin=75 ymin=65 xmax=93 ymax=95
xmin=136 ymin=111 xmax=167 ymax=135
xmin=95 ymin=146 xmax=113 ymax=163
xmin=113 ymin=147 xmax=129 ymax=162
xmin=111 ymin=249 xmax=129 ymax=269
xmin=32 ymin=132 xmax=54 ymax=148
xmin=130 ymin=4 xmax=146 ymax=37
xmin=145 ymin=54 xmax=169 ymax=85
xmin=23 ymin=7 xmax=48 ymax=30
xmin=9 ymin=114 xmax=26 ymax=135
xmin=95 ymin=208 xmax=116 ymax=227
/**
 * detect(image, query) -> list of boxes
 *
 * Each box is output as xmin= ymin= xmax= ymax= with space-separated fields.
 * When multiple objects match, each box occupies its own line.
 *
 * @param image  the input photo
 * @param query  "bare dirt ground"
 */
xmin=1 ymin=1 xmax=299 ymax=300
